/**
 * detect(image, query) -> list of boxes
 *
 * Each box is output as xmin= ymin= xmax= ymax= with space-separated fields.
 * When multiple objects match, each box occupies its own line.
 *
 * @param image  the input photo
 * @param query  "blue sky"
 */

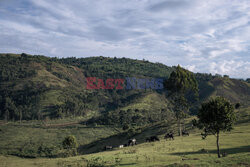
xmin=0 ymin=0 xmax=250 ymax=78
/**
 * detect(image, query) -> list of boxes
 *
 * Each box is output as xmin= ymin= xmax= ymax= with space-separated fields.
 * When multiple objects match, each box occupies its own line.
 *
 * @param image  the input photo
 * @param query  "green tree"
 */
xmin=4 ymin=97 xmax=17 ymax=121
xmin=194 ymin=97 xmax=236 ymax=158
xmin=62 ymin=135 xmax=78 ymax=157
xmin=164 ymin=65 xmax=198 ymax=136
xmin=62 ymin=135 xmax=78 ymax=149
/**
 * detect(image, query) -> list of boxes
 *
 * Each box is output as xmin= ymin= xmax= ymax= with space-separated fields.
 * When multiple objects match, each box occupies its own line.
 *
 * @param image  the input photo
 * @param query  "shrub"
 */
xmin=37 ymin=144 xmax=59 ymax=157
xmin=62 ymin=135 xmax=78 ymax=157
xmin=87 ymin=157 xmax=107 ymax=167
xmin=122 ymin=124 xmax=129 ymax=131
xmin=62 ymin=135 xmax=78 ymax=149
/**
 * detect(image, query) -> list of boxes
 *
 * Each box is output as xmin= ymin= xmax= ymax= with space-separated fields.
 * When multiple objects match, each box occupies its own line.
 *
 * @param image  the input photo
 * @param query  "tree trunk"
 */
xmin=216 ymin=132 xmax=221 ymax=158
xmin=179 ymin=119 xmax=182 ymax=136
xmin=4 ymin=110 xmax=9 ymax=122
xmin=19 ymin=111 xmax=22 ymax=124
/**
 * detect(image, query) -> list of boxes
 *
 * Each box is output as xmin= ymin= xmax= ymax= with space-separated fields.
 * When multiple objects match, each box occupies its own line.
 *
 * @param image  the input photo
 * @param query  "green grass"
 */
xmin=0 ymin=108 xmax=250 ymax=167
xmin=121 ymin=93 xmax=170 ymax=111
xmin=0 ymin=122 xmax=250 ymax=167
xmin=0 ymin=120 xmax=122 ymax=158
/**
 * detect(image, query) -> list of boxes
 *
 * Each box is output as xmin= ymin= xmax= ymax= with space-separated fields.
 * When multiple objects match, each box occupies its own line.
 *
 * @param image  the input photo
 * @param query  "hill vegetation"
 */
xmin=0 ymin=53 xmax=249 ymax=124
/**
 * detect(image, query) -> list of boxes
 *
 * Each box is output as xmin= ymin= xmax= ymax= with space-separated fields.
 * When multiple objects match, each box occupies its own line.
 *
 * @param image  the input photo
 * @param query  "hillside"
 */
xmin=197 ymin=75 xmax=250 ymax=107
xmin=0 ymin=53 xmax=250 ymax=123
xmin=0 ymin=107 xmax=250 ymax=167
xmin=0 ymin=53 xmax=250 ymax=166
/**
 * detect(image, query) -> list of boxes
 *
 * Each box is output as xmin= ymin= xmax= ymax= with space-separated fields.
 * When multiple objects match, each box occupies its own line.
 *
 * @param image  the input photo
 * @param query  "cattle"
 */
xmin=182 ymin=131 xmax=189 ymax=136
xmin=164 ymin=133 xmax=174 ymax=140
xmin=104 ymin=145 xmax=113 ymax=150
xmin=146 ymin=136 xmax=160 ymax=142
xmin=119 ymin=145 xmax=124 ymax=148
xmin=128 ymin=138 xmax=137 ymax=146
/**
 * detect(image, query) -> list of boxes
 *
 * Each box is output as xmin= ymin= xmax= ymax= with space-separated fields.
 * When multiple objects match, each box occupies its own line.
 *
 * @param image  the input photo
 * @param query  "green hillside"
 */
xmin=1 ymin=53 xmax=250 ymax=123
xmin=0 ymin=53 xmax=250 ymax=166
xmin=0 ymin=107 xmax=250 ymax=167
xmin=0 ymin=53 xmax=174 ymax=122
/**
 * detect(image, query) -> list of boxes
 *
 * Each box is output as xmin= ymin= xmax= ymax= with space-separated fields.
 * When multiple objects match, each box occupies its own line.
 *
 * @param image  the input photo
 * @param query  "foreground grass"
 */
xmin=0 ymin=121 xmax=250 ymax=167
xmin=0 ymin=120 xmax=121 ymax=157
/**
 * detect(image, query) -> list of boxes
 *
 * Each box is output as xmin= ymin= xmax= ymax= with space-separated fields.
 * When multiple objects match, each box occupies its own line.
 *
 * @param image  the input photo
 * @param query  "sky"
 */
xmin=0 ymin=0 xmax=250 ymax=78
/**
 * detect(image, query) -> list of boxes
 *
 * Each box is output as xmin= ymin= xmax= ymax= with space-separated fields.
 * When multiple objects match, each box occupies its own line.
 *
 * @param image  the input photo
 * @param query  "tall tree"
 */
xmin=164 ymin=65 xmax=198 ymax=136
xmin=193 ymin=97 xmax=236 ymax=158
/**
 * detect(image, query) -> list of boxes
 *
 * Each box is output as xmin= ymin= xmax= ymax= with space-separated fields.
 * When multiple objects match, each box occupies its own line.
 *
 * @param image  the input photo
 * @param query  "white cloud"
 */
xmin=0 ymin=0 xmax=250 ymax=78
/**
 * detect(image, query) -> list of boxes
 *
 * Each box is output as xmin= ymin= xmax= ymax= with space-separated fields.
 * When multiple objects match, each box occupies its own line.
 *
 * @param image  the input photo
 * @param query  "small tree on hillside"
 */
xmin=62 ymin=135 xmax=78 ymax=156
xmin=193 ymin=97 xmax=236 ymax=158
xmin=63 ymin=135 xmax=78 ymax=149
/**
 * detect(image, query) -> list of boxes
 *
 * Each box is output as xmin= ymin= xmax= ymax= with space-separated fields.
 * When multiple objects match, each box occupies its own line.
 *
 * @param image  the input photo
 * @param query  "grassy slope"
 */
xmin=0 ymin=121 xmax=122 ymax=156
xmin=211 ymin=78 xmax=250 ymax=106
xmin=0 ymin=108 xmax=250 ymax=167
xmin=198 ymin=77 xmax=250 ymax=106
xmin=121 ymin=92 xmax=171 ymax=111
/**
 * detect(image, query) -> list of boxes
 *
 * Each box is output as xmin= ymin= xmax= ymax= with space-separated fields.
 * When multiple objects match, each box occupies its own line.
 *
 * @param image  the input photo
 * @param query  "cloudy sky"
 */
xmin=0 ymin=0 xmax=250 ymax=78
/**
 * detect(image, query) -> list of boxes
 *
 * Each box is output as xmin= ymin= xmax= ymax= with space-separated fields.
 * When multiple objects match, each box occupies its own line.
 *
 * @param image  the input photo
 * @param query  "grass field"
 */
xmin=0 ymin=108 xmax=250 ymax=167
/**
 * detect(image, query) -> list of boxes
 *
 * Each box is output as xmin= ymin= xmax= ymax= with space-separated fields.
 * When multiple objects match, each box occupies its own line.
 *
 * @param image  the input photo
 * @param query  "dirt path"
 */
xmin=44 ymin=122 xmax=80 ymax=128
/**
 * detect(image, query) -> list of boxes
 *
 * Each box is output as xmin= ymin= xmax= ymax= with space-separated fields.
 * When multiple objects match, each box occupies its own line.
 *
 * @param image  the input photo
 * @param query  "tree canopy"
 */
xmin=194 ymin=96 xmax=236 ymax=157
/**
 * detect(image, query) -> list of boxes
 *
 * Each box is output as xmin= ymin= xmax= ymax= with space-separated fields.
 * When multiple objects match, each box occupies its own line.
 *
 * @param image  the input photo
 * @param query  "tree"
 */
xmin=62 ymin=135 xmax=78 ymax=157
xmin=62 ymin=135 xmax=78 ymax=149
xmin=194 ymin=97 xmax=236 ymax=158
xmin=164 ymin=65 xmax=198 ymax=136
xmin=4 ymin=97 xmax=17 ymax=121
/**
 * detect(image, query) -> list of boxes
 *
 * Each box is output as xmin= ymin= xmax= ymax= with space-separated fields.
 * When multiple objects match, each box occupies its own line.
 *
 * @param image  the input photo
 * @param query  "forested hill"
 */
xmin=0 ymin=53 xmax=249 ymax=124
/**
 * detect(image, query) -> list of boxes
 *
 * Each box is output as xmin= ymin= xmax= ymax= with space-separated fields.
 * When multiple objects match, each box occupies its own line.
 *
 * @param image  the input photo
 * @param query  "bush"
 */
xmin=62 ymin=135 xmax=78 ymax=149
xmin=87 ymin=157 xmax=107 ymax=167
xmin=122 ymin=124 xmax=129 ymax=131
xmin=38 ymin=144 xmax=59 ymax=157
xmin=62 ymin=135 xmax=78 ymax=157
xmin=58 ymin=148 xmax=78 ymax=158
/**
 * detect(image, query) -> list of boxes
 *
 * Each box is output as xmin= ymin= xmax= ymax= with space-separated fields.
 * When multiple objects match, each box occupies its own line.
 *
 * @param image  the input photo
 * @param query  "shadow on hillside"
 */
xmin=235 ymin=118 xmax=250 ymax=125
xmin=119 ymin=163 xmax=137 ymax=166
xmin=170 ymin=145 xmax=250 ymax=156
xmin=78 ymin=121 xmax=180 ymax=155
xmin=78 ymin=132 xmax=130 ymax=154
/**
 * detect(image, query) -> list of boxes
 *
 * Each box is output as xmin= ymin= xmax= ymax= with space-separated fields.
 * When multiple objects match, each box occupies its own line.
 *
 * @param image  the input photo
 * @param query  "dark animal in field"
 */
xmin=222 ymin=151 xmax=228 ymax=157
xmin=128 ymin=138 xmax=137 ymax=146
xmin=201 ymin=128 xmax=209 ymax=139
xmin=146 ymin=136 xmax=160 ymax=142
xmin=164 ymin=133 xmax=174 ymax=140
xmin=182 ymin=131 xmax=189 ymax=136
xmin=104 ymin=145 xmax=113 ymax=150
xmin=124 ymin=144 xmax=128 ymax=147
